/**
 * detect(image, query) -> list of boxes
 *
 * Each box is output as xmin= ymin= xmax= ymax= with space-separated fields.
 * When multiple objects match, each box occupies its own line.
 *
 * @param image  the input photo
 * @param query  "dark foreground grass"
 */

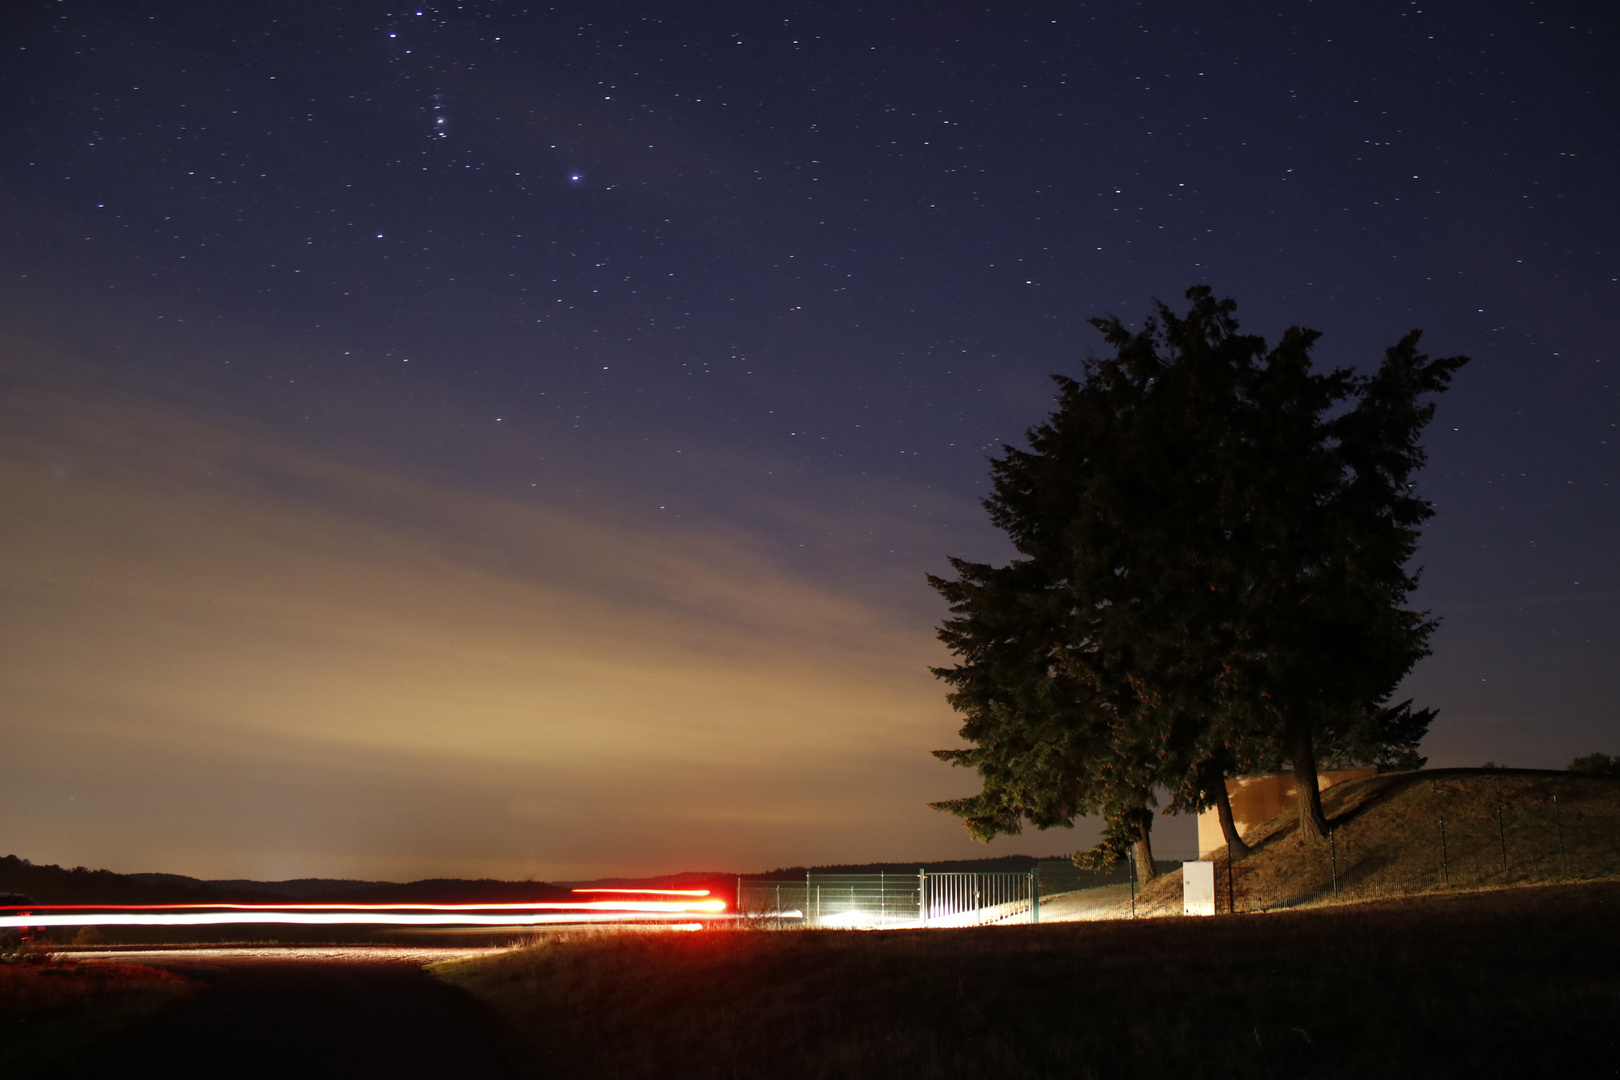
xmin=434 ymin=881 xmax=1620 ymax=1079
xmin=0 ymin=957 xmax=198 ymax=1074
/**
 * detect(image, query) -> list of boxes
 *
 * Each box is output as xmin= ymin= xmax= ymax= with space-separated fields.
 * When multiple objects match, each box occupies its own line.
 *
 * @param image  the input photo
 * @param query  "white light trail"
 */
xmin=0 ymin=910 xmax=717 ymax=928
xmin=0 ymin=893 xmax=726 ymax=929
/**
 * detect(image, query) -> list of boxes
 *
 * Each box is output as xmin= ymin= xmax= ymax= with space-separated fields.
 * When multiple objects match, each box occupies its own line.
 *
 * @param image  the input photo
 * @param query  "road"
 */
xmin=58 ymin=946 xmax=529 ymax=1080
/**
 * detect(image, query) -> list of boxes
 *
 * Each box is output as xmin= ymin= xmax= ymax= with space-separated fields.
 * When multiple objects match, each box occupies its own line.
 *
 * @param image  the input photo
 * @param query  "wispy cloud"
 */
xmin=0 ymin=342 xmax=1029 ymax=880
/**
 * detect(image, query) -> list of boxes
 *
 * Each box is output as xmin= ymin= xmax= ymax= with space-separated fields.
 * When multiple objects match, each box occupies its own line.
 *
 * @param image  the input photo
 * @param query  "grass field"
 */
xmin=0 ymin=952 xmax=198 ymax=1075
xmin=434 ymin=881 xmax=1620 ymax=1079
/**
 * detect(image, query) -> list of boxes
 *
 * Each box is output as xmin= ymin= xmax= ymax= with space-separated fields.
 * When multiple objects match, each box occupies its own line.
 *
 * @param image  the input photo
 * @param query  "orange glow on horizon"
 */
xmin=0 ymin=356 xmax=960 ymax=884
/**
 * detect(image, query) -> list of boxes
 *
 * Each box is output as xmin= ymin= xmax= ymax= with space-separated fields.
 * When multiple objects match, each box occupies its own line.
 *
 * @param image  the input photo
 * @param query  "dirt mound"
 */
xmin=1134 ymin=768 xmax=1620 ymax=914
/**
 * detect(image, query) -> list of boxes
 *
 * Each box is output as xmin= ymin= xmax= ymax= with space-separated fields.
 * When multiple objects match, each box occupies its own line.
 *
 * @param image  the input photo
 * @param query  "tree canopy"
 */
xmin=1569 ymin=753 xmax=1620 ymax=778
xmin=929 ymin=287 xmax=1467 ymax=872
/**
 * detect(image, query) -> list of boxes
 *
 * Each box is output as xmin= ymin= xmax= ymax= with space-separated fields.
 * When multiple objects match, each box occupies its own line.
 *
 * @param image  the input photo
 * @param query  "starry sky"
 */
xmin=1 ymin=0 xmax=1615 ymax=883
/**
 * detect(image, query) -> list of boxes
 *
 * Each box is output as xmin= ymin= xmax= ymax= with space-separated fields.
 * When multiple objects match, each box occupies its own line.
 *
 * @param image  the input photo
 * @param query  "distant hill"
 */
xmin=560 ymin=854 xmax=1114 ymax=898
xmin=726 ymin=854 xmax=1188 ymax=897
xmin=129 ymin=873 xmax=577 ymax=903
xmin=736 ymin=853 xmax=1076 ymax=880
xmin=1132 ymin=768 xmax=1620 ymax=915
xmin=186 ymin=877 xmax=389 ymax=899
xmin=308 ymin=879 xmax=575 ymax=904
xmin=0 ymin=858 xmax=572 ymax=906
xmin=0 ymin=855 xmax=263 ymax=904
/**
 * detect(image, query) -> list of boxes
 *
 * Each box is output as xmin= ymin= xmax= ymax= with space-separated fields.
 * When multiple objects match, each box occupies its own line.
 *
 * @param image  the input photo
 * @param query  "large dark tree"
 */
xmin=930 ymin=287 xmax=1465 ymax=859
xmin=929 ymin=556 xmax=1167 ymax=879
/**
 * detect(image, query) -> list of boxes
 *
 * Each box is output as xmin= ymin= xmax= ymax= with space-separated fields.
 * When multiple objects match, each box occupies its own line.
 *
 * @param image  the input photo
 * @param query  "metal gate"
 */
xmin=920 ymin=871 xmax=1037 ymax=927
xmin=737 ymin=869 xmax=1039 ymax=928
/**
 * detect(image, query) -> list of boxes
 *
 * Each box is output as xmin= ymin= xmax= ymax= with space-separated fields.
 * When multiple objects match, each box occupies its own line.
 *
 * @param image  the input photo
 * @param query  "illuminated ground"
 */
xmin=1034 ymin=883 xmax=1135 ymax=921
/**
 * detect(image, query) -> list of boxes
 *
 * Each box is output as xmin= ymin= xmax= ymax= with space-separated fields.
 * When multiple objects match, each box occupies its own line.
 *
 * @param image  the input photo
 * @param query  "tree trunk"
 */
xmin=1213 ymin=776 xmax=1251 ymax=859
xmin=1131 ymin=812 xmax=1160 ymax=882
xmin=1291 ymin=724 xmax=1330 ymax=843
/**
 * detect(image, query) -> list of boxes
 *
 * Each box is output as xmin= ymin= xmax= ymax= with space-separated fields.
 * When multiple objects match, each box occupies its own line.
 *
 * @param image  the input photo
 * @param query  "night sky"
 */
xmin=2 ymin=1 xmax=1615 ymax=882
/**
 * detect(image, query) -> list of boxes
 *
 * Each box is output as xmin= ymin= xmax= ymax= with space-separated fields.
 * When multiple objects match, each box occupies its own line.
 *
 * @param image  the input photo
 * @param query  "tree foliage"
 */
xmin=1569 ymin=753 xmax=1620 ymax=778
xmin=930 ymin=287 xmax=1466 ymax=865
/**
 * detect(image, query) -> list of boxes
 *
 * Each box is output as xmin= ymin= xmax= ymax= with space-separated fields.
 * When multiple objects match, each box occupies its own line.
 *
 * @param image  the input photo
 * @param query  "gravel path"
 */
xmin=57 ymin=946 xmax=526 ymax=1080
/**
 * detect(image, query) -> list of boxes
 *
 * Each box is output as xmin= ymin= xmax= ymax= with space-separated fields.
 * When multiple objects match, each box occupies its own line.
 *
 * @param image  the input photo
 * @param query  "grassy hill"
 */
xmin=1131 ymin=767 xmax=1620 ymax=915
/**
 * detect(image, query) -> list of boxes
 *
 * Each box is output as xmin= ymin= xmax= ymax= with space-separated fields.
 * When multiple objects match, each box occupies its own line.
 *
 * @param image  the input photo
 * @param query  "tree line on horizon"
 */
xmin=929 ymin=287 xmax=1470 ymax=880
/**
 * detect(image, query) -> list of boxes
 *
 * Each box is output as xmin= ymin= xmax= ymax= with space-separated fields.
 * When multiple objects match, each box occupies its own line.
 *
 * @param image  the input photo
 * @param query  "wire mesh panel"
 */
xmin=736 ymin=880 xmax=809 ymax=926
xmin=803 ymin=873 xmax=922 ymax=928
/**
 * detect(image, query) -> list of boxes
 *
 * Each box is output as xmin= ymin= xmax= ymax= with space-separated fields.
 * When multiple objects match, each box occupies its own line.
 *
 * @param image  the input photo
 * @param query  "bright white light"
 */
xmin=816 ymin=910 xmax=874 ymax=929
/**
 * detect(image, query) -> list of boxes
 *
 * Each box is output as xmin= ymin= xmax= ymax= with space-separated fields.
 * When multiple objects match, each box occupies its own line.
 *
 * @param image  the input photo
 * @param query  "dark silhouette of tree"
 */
xmin=930 ymin=287 xmax=1465 ymax=860
xmin=1569 ymin=753 xmax=1620 ymax=778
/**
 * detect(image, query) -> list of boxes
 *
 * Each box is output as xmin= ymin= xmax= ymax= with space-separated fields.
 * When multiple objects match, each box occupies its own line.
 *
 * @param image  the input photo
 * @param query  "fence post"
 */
xmin=1128 ymin=854 xmax=1136 ymax=919
xmin=1554 ymin=795 xmax=1565 ymax=877
xmin=919 ymin=869 xmax=927 ymax=927
xmin=1439 ymin=815 xmax=1449 ymax=885
xmin=975 ymin=874 xmax=983 ymax=926
xmin=1031 ymin=866 xmax=1040 ymax=924
xmin=1330 ymin=829 xmax=1339 ymax=899
xmin=1497 ymin=803 xmax=1508 ymax=874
